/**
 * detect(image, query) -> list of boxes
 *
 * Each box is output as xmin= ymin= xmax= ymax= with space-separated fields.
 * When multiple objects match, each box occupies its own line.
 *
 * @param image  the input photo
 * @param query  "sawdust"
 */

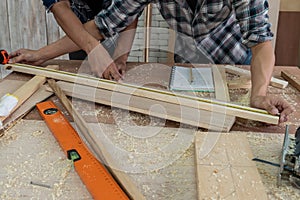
xmin=0 ymin=120 xmax=91 ymax=199
xmin=2 ymin=120 xmax=300 ymax=199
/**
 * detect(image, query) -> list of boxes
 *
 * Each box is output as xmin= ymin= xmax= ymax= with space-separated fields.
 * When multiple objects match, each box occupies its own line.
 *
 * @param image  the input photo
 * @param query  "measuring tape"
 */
xmin=36 ymin=101 xmax=129 ymax=200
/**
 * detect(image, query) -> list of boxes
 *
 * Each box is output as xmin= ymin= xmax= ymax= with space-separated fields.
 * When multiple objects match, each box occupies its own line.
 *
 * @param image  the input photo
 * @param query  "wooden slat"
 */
xmin=195 ymin=132 xmax=268 ymax=199
xmin=0 ymin=80 xmax=53 ymax=136
xmin=0 ymin=65 xmax=58 ymax=129
xmin=212 ymin=65 xmax=235 ymax=131
xmin=5 ymin=63 xmax=279 ymax=124
xmin=143 ymin=4 xmax=152 ymax=62
xmin=281 ymin=68 xmax=300 ymax=92
xmin=53 ymin=81 xmax=233 ymax=131
xmin=225 ymin=65 xmax=288 ymax=89
xmin=47 ymin=79 xmax=146 ymax=200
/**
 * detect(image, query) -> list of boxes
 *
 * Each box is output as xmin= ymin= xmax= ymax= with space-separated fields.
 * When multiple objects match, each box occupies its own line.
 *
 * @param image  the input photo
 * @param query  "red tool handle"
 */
xmin=0 ymin=49 xmax=9 ymax=64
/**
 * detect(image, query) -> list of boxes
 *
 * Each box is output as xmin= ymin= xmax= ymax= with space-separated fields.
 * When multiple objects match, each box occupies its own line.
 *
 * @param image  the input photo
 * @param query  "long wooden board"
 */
xmin=5 ymin=63 xmax=279 ymax=124
xmin=195 ymin=132 xmax=268 ymax=199
xmin=53 ymin=81 xmax=234 ymax=132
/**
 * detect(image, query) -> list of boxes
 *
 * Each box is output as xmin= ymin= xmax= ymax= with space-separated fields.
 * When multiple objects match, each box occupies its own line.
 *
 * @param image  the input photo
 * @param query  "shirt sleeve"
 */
xmin=233 ymin=0 xmax=273 ymax=47
xmin=41 ymin=0 xmax=59 ymax=12
xmin=94 ymin=0 xmax=151 ymax=38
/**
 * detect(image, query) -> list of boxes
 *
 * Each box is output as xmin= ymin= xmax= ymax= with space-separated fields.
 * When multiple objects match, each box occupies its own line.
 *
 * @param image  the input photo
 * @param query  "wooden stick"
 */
xmin=0 ymin=65 xmax=58 ymax=129
xmin=47 ymin=79 xmax=145 ymax=200
xmin=143 ymin=4 xmax=152 ymax=62
xmin=51 ymin=81 xmax=233 ymax=132
xmin=5 ymin=63 xmax=279 ymax=124
xmin=225 ymin=65 xmax=288 ymax=89
xmin=281 ymin=69 xmax=300 ymax=92
xmin=212 ymin=65 xmax=235 ymax=131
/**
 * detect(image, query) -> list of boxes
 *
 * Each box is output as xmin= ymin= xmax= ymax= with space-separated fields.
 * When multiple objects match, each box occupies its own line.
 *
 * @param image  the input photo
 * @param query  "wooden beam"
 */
xmin=0 ymin=65 xmax=58 ymax=129
xmin=195 ymin=132 xmax=268 ymax=199
xmin=224 ymin=65 xmax=288 ymax=89
xmin=5 ymin=63 xmax=279 ymax=124
xmin=52 ymin=81 xmax=234 ymax=132
xmin=47 ymin=79 xmax=146 ymax=200
xmin=212 ymin=65 xmax=235 ymax=131
xmin=281 ymin=68 xmax=300 ymax=92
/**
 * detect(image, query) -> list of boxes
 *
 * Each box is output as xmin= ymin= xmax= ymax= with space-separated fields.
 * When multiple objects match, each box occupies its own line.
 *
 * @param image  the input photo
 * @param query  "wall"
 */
xmin=0 ymin=0 xmax=282 ymax=64
xmin=0 ymin=0 xmax=66 ymax=58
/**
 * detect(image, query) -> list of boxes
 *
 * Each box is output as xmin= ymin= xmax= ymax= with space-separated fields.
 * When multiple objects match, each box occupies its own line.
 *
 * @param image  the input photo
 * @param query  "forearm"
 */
xmin=37 ymin=35 xmax=81 ymax=60
xmin=51 ymin=1 xmax=103 ymax=54
xmin=112 ymin=19 xmax=138 ymax=59
xmin=250 ymin=41 xmax=275 ymax=98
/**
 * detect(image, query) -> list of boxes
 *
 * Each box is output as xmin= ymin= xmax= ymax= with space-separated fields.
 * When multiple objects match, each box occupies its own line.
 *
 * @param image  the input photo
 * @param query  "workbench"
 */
xmin=1 ymin=60 xmax=300 ymax=199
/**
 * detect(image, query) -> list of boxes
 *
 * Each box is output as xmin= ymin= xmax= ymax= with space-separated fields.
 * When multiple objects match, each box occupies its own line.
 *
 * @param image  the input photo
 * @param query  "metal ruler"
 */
xmin=36 ymin=101 xmax=129 ymax=200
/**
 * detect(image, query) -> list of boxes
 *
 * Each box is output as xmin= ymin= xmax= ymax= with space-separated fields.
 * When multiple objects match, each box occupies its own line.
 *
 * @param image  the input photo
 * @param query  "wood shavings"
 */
xmin=0 ymin=120 xmax=91 ymax=199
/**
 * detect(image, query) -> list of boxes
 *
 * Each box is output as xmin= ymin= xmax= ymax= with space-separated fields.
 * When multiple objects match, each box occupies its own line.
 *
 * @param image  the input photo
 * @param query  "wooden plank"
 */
xmin=224 ymin=65 xmax=288 ymax=89
xmin=0 ymin=65 xmax=58 ymax=129
xmin=0 ymin=0 xmax=11 ymax=52
xmin=212 ymin=65 xmax=235 ymax=131
xmin=47 ymin=79 xmax=146 ymax=200
xmin=5 ymin=63 xmax=280 ymax=124
xmin=195 ymin=132 xmax=268 ymax=200
xmin=53 ymin=81 xmax=233 ymax=131
xmin=281 ymin=68 xmax=300 ymax=92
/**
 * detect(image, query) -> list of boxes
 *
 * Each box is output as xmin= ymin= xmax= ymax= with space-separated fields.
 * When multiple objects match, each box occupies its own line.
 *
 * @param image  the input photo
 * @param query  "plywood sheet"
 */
xmin=195 ymin=132 xmax=268 ymax=200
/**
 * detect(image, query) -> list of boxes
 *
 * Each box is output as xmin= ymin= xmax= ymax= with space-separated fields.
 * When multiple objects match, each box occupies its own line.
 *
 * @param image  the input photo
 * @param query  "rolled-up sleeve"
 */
xmin=95 ymin=0 xmax=150 ymax=38
xmin=233 ymin=0 xmax=273 ymax=47
xmin=42 ymin=0 xmax=59 ymax=12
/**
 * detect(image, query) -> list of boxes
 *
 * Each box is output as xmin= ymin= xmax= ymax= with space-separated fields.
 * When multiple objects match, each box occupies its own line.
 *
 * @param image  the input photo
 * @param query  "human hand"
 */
xmin=88 ymin=44 xmax=123 ymax=81
xmin=9 ymin=49 xmax=45 ymax=65
xmin=250 ymin=95 xmax=295 ymax=123
xmin=114 ymin=54 xmax=129 ymax=76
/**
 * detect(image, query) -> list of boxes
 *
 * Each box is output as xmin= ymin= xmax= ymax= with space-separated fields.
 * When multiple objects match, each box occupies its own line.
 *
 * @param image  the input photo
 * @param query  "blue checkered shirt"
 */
xmin=95 ymin=0 xmax=273 ymax=64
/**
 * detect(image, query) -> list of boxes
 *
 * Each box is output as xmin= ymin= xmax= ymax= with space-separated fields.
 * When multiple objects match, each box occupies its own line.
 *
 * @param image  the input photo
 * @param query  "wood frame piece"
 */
xmin=6 ymin=63 xmax=279 ymax=124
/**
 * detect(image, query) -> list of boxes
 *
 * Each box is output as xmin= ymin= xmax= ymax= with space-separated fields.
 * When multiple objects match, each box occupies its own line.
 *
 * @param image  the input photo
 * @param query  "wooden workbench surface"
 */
xmin=5 ymin=59 xmax=299 ymax=134
xmin=1 ymin=60 xmax=300 ymax=199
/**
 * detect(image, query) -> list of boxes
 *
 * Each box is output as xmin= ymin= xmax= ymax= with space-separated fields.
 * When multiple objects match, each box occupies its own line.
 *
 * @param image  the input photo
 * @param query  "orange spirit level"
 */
xmin=36 ymin=101 xmax=129 ymax=200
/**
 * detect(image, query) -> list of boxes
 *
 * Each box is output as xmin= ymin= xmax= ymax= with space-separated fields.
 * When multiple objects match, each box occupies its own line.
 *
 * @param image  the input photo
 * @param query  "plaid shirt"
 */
xmin=95 ymin=0 xmax=273 ymax=64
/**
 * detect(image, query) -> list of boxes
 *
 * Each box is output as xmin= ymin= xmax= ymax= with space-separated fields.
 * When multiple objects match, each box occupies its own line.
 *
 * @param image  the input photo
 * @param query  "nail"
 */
xmin=30 ymin=181 xmax=51 ymax=189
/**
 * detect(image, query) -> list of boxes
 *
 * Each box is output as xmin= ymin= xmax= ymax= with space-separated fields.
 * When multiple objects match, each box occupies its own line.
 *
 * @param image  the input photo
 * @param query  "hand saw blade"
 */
xmin=0 ymin=64 xmax=12 ymax=79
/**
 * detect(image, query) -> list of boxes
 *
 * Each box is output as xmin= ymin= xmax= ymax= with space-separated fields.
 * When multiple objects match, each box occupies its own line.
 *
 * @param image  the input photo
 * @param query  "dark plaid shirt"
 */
xmin=95 ymin=0 xmax=273 ymax=64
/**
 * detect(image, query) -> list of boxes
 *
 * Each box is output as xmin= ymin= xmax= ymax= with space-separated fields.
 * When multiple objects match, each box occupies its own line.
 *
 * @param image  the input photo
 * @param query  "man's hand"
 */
xmin=9 ymin=49 xmax=46 ymax=65
xmin=250 ymin=95 xmax=294 ymax=123
xmin=88 ymin=44 xmax=123 ymax=81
